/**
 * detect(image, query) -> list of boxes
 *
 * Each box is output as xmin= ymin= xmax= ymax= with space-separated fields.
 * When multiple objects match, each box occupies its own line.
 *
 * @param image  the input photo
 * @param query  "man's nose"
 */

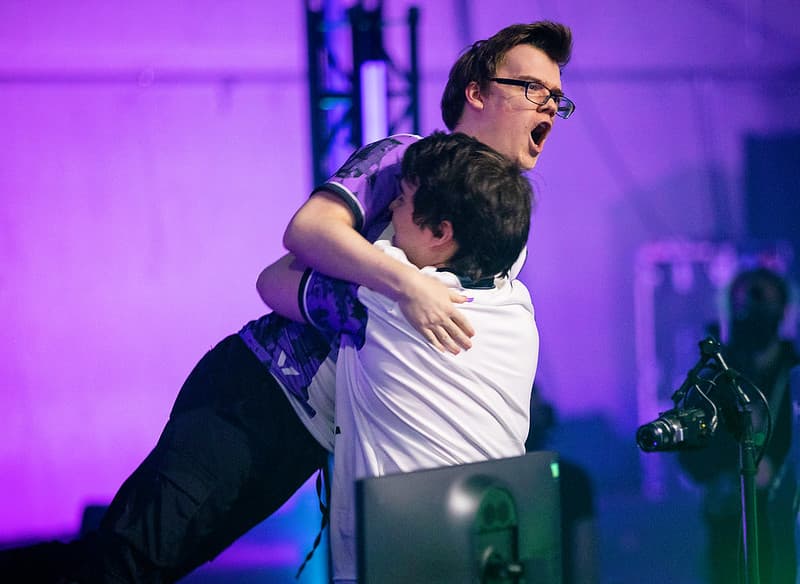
xmin=539 ymin=95 xmax=557 ymax=118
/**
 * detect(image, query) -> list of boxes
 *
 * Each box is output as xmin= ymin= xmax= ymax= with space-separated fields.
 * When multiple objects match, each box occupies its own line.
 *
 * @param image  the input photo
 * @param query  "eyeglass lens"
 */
xmin=526 ymin=83 xmax=573 ymax=117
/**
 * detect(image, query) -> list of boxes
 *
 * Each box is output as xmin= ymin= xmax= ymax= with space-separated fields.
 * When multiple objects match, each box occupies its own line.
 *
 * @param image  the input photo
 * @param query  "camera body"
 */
xmin=636 ymin=407 xmax=713 ymax=452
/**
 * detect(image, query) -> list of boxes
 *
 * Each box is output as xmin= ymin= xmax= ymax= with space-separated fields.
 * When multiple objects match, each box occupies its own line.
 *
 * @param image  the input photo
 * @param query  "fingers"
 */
xmin=449 ymin=290 xmax=470 ymax=304
xmin=425 ymin=325 xmax=460 ymax=355
xmin=426 ymin=319 xmax=473 ymax=355
xmin=397 ymin=279 xmax=476 ymax=353
xmin=437 ymin=324 xmax=463 ymax=355
xmin=450 ymin=310 xmax=475 ymax=340
xmin=422 ymin=328 xmax=446 ymax=354
xmin=446 ymin=292 xmax=475 ymax=349
xmin=443 ymin=321 xmax=472 ymax=353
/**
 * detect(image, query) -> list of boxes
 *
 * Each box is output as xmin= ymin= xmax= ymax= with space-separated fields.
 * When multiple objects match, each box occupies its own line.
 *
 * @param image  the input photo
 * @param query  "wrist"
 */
xmin=379 ymin=260 xmax=421 ymax=303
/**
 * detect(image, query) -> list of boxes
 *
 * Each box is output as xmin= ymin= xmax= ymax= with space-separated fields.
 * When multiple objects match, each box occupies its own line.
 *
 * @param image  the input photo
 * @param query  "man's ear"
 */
xmin=464 ymin=81 xmax=485 ymax=111
xmin=432 ymin=220 xmax=455 ymax=246
xmin=429 ymin=220 xmax=458 ymax=265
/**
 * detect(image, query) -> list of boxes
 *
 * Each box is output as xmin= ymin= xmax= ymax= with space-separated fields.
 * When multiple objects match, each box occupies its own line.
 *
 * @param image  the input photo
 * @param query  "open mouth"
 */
xmin=531 ymin=122 xmax=551 ymax=147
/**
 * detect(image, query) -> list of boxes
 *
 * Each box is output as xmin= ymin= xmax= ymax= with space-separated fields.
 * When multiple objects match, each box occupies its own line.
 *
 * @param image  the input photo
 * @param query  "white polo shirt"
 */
xmin=301 ymin=241 xmax=539 ymax=583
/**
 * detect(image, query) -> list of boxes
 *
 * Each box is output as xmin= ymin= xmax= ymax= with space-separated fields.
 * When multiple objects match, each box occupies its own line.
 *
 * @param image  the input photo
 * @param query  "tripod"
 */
xmin=637 ymin=337 xmax=770 ymax=584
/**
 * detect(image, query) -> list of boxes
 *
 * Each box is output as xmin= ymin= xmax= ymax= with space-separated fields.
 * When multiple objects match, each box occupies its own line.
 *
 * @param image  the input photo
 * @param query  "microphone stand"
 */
xmin=673 ymin=338 xmax=762 ymax=583
xmin=738 ymin=397 xmax=761 ymax=584
xmin=715 ymin=365 xmax=760 ymax=584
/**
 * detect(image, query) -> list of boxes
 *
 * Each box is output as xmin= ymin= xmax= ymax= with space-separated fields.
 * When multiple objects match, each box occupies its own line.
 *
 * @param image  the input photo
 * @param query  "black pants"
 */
xmin=0 ymin=334 xmax=328 ymax=583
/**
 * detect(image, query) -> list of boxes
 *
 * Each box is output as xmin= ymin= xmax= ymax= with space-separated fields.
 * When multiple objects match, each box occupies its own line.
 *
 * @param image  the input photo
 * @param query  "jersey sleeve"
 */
xmin=299 ymin=268 xmax=368 ymax=345
xmin=311 ymin=134 xmax=419 ymax=237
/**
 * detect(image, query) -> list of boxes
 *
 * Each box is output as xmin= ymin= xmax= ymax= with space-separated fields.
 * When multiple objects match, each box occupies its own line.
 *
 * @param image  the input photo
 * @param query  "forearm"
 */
xmin=282 ymin=190 xmax=474 ymax=352
xmin=257 ymin=254 xmax=307 ymax=322
xmin=283 ymin=191 xmax=418 ymax=303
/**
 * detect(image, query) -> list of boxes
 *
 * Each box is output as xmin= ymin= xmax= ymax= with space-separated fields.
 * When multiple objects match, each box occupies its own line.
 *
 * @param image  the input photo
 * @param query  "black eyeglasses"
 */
xmin=490 ymin=78 xmax=576 ymax=119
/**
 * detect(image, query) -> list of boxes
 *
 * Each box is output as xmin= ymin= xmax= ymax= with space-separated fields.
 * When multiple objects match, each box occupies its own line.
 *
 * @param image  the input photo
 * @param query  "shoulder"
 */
xmin=373 ymin=240 xmax=415 ymax=266
xmin=334 ymin=134 xmax=421 ymax=180
xmin=485 ymin=277 xmax=535 ymax=314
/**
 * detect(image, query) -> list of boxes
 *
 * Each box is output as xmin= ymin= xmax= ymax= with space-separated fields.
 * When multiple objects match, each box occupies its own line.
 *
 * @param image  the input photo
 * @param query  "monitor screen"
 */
xmin=356 ymin=451 xmax=561 ymax=584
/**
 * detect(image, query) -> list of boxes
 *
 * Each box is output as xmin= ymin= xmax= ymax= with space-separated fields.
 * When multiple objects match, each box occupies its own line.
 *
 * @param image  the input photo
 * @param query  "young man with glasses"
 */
xmin=0 ymin=21 xmax=574 ymax=584
xmin=285 ymin=22 xmax=574 ymax=355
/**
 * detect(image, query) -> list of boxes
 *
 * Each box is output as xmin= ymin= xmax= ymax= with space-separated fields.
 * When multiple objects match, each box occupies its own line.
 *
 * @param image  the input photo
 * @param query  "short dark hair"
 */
xmin=441 ymin=21 xmax=573 ymax=130
xmin=401 ymin=132 xmax=532 ymax=280
xmin=729 ymin=267 xmax=790 ymax=312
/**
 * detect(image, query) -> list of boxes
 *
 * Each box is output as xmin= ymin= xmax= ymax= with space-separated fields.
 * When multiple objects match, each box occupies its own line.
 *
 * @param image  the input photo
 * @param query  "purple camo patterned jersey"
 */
xmin=238 ymin=134 xmax=420 ymax=417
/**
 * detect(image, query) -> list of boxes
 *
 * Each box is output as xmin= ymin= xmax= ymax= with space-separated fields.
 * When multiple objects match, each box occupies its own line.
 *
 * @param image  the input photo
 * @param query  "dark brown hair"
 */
xmin=402 ymin=132 xmax=532 ymax=280
xmin=441 ymin=21 xmax=573 ymax=130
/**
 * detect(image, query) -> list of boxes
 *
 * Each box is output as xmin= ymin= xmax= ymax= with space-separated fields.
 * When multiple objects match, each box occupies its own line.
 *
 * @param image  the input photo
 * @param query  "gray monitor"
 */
xmin=356 ymin=451 xmax=562 ymax=584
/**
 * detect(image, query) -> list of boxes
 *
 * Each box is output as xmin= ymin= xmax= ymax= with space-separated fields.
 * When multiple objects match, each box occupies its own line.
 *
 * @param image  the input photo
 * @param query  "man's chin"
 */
xmin=519 ymin=152 xmax=538 ymax=171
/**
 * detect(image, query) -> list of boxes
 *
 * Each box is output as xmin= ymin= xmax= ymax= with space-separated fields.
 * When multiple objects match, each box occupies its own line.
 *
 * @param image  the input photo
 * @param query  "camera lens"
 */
xmin=637 ymin=420 xmax=672 ymax=452
xmin=637 ymin=407 xmax=712 ymax=452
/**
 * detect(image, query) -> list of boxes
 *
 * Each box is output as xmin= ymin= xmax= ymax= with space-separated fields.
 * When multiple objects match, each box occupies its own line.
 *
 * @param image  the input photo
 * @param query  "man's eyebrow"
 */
xmin=516 ymin=75 xmax=564 ymax=95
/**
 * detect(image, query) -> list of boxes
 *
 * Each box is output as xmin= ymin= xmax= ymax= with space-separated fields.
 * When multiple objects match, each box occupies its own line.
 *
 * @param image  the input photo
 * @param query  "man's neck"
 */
xmin=451 ymin=122 xmax=478 ymax=141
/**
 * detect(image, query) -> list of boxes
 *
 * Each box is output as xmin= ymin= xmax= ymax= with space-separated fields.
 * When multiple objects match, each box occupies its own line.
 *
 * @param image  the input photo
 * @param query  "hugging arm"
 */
xmin=258 ymin=253 xmax=365 ymax=340
xmin=272 ymin=190 xmax=473 ymax=354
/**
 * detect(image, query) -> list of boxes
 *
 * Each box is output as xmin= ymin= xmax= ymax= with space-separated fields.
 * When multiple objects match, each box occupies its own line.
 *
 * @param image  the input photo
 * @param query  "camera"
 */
xmin=636 ymin=407 xmax=713 ymax=452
